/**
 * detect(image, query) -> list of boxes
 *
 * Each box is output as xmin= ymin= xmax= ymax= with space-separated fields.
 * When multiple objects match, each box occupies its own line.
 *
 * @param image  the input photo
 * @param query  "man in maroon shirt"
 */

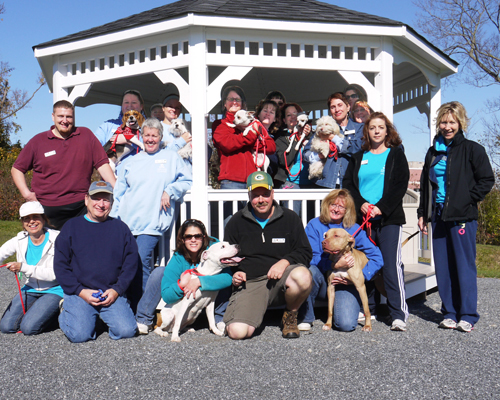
xmin=12 ymin=100 xmax=116 ymax=230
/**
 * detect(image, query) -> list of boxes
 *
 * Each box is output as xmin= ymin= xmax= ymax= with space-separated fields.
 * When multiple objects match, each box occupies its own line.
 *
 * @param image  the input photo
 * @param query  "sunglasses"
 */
xmin=346 ymin=93 xmax=359 ymax=100
xmin=183 ymin=234 xmax=204 ymax=240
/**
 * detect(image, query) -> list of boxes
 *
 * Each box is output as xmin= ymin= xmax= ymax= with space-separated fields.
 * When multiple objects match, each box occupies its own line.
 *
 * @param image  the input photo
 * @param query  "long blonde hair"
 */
xmin=319 ymin=189 xmax=356 ymax=228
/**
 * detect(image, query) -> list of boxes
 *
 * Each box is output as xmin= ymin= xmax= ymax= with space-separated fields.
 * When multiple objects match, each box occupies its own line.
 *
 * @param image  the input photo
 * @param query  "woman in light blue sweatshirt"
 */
xmin=110 ymin=118 xmax=192 ymax=293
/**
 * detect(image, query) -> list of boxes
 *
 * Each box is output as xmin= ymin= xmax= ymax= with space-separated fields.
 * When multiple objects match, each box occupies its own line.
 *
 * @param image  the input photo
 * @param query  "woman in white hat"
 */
xmin=0 ymin=201 xmax=61 ymax=335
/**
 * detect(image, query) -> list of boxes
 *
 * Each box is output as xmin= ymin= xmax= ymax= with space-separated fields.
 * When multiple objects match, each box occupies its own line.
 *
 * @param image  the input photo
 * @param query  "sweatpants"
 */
xmin=431 ymin=214 xmax=479 ymax=325
xmin=369 ymin=223 xmax=408 ymax=322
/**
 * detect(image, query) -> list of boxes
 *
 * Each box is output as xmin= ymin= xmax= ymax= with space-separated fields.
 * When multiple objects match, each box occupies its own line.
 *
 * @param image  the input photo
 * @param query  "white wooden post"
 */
xmin=374 ymin=38 xmax=394 ymax=120
xmin=188 ymin=26 xmax=209 ymax=225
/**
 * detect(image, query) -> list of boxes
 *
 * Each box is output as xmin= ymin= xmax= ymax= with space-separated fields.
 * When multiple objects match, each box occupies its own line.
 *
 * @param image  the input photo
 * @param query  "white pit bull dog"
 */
xmin=154 ymin=241 xmax=242 ymax=342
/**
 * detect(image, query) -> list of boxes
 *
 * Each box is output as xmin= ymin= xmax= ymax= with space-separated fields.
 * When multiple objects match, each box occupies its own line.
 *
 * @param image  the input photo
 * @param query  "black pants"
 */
xmin=42 ymin=200 xmax=86 ymax=230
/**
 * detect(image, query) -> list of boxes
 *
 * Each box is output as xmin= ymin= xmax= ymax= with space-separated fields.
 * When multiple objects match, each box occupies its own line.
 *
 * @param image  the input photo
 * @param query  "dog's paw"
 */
xmin=322 ymin=323 xmax=332 ymax=331
xmin=171 ymin=335 xmax=181 ymax=343
xmin=154 ymin=327 xmax=169 ymax=337
xmin=361 ymin=325 xmax=372 ymax=332
xmin=212 ymin=327 xmax=224 ymax=336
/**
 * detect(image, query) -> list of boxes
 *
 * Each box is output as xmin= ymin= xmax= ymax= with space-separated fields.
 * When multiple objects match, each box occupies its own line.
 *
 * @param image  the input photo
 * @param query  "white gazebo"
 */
xmin=33 ymin=0 xmax=457 ymax=297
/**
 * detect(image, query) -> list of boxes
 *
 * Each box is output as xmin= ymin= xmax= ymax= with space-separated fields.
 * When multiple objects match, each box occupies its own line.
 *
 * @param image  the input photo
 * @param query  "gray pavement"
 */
xmin=0 ymin=267 xmax=499 ymax=399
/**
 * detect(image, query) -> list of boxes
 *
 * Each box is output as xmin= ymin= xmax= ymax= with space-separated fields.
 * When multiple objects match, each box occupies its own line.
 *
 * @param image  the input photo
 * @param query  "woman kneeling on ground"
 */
xmin=0 ymin=202 xmax=61 ymax=335
xmin=136 ymin=219 xmax=232 ymax=334
xmin=298 ymin=189 xmax=383 ymax=332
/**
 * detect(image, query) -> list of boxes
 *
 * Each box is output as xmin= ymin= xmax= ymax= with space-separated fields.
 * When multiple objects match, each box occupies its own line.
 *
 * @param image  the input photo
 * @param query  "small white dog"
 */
xmin=226 ymin=110 xmax=270 ymax=171
xmin=169 ymin=118 xmax=192 ymax=160
xmin=286 ymin=112 xmax=311 ymax=153
xmin=154 ymin=241 xmax=242 ymax=342
xmin=308 ymin=116 xmax=343 ymax=180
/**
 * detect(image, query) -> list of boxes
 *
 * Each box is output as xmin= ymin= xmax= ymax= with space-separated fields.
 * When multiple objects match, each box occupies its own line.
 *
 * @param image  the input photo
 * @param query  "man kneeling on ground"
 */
xmin=223 ymin=171 xmax=313 ymax=339
xmin=54 ymin=181 xmax=138 ymax=343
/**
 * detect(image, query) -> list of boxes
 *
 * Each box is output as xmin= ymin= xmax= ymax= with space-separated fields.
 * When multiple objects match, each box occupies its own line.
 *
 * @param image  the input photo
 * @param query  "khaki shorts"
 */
xmin=223 ymin=264 xmax=306 ymax=328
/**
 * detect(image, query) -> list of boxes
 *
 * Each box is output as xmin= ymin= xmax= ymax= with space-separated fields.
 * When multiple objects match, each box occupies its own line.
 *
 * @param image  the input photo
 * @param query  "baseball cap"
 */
xmin=19 ymin=201 xmax=45 ymax=219
xmin=246 ymin=171 xmax=274 ymax=192
xmin=88 ymin=181 xmax=113 ymax=196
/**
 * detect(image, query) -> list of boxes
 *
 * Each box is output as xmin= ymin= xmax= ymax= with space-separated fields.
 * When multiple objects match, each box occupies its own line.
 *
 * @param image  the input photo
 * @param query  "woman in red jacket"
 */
xmin=212 ymin=86 xmax=276 ymax=189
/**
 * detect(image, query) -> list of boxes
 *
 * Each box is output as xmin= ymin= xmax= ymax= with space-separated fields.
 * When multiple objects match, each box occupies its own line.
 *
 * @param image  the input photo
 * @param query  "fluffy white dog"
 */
xmin=169 ymin=118 xmax=192 ymax=160
xmin=308 ymin=116 xmax=342 ymax=180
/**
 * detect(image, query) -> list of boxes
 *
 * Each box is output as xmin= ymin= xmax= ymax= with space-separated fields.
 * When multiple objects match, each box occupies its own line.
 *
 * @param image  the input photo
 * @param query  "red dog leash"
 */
xmin=0 ymin=264 xmax=26 ymax=314
xmin=352 ymin=205 xmax=377 ymax=245
xmin=177 ymin=268 xmax=205 ymax=291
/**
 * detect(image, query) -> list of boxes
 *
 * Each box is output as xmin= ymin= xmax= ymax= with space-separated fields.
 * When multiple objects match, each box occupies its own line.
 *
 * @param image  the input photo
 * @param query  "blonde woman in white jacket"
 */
xmin=0 ymin=202 xmax=61 ymax=335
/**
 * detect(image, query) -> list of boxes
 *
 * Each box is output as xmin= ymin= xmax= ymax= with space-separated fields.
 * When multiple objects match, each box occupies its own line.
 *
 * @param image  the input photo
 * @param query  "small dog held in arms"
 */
xmin=322 ymin=228 xmax=372 ymax=332
xmin=169 ymin=118 xmax=192 ymax=161
xmin=226 ymin=109 xmax=270 ymax=171
xmin=103 ymin=110 xmax=145 ymax=172
xmin=154 ymin=241 xmax=242 ymax=342
xmin=308 ymin=115 xmax=343 ymax=180
xmin=285 ymin=112 xmax=311 ymax=153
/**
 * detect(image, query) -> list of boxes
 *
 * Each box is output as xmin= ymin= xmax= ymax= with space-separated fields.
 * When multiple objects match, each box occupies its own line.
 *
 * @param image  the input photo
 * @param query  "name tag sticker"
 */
xmin=442 ymin=156 xmax=447 ymax=161
xmin=361 ymin=160 xmax=368 ymax=165
xmin=345 ymin=130 xmax=355 ymax=135
xmin=155 ymin=159 xmax=168 ymax=164
xmin=272 ymin=238 xmax=286 ymax=243
xmin=44 ymin=150 xmax=56 ymax=157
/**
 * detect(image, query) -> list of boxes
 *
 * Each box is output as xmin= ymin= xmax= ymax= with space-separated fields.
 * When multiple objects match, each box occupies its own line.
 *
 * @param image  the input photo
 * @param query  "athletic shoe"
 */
xmin=216 ymin=321 xmax=226 ymax=335
xmin=358 ymin=312 xmax=377 ymax=322
xmin=297 ymin=322 xmax=312 ymax=331
xmin=390 ymin=319 xmax=407 ymax=331
xmin=456 ymin=320 xmax=474 ymax=332
xmin=58 ymin=299 xmax=64 ymax=313
xmin=281 ymin=310 xmax=300 ymax=339
xmin=439 ymin=318 xmax=457 ymax=329
xmin=137 ymin=322 xmax=153 ymax=335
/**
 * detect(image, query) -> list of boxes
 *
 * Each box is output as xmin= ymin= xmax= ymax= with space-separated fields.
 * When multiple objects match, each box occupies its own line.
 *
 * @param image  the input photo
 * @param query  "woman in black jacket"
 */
xmin=417 ymin=101 xmax=494 ymax=332
xmin=343 ymin=112 xmax=409 ymax=331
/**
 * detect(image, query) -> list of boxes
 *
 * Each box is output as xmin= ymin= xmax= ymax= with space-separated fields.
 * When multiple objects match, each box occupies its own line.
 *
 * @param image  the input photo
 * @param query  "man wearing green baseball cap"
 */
xmin=222 ymin=171 xmax=312 ymax=339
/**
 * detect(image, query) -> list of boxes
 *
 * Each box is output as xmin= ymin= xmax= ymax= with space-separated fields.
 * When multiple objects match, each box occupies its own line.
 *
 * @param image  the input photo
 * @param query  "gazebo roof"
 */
xmin=35 ymin=0 xmax=404 ymax=49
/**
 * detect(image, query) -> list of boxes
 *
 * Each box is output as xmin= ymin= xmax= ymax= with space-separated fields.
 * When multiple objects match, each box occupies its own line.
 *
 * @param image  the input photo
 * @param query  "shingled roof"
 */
xmin=34 ymin=0 xmax=404 ymax=49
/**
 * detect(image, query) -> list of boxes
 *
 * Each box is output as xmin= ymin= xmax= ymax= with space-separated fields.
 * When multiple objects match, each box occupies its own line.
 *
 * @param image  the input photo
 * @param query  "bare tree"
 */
xmin=0 ymin=3 xmax=46 ymax=145
xmin=414 ymin=0 xmax=499 ymax=87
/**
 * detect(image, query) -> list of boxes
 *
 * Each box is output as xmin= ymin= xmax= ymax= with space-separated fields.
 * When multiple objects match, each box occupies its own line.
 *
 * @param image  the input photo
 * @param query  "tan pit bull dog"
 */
xmin=321 ymin=228 xmax=372 ymax=332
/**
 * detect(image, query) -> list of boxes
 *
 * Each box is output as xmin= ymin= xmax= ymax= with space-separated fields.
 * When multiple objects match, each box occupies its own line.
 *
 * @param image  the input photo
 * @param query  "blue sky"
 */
xmin=1 ymin=0 xmax=497 ymax=162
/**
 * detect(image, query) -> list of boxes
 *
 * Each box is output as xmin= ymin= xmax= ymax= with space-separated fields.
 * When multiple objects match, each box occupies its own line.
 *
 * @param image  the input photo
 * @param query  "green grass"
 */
xmin=0 ymin=220 xmax=23 ymax=263
xmin=476 ymin=244 xmax=500 ymax=278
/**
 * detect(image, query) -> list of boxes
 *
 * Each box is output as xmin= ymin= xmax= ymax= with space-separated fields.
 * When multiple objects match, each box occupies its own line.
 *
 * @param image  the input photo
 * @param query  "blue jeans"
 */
xmin=0 ymin=291 xmax=61 ymax=335
xmin=136 ymin=234 xmax=161 ymax=293
xmin=59 ymin=294 xmax=137 ymax=343
xmin=299 ymin=265 xmax=361 ymax=331
xmin=136 ymin=267 xmax=164 ymax=325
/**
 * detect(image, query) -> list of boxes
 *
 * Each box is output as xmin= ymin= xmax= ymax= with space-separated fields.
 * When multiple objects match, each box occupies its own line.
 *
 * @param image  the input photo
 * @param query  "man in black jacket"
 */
xmin=223 ymin=172 xmax=312 ymax=339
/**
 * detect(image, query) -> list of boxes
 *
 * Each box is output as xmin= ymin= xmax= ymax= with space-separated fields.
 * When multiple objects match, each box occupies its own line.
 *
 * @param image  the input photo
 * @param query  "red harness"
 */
xmin=108 ymin=126 xmax=141 ymax=154
xmin=177 ymin=268 xmax=205 ymax=291
xmin=352 ymin=204 xmax=377 ymax=245
xmin=328 ymin=141 xmax=338 ymax=160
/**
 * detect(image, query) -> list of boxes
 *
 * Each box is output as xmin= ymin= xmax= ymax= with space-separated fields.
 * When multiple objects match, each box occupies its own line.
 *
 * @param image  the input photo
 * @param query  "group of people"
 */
xmin=0 ymin=84 xmax=494 ymax=342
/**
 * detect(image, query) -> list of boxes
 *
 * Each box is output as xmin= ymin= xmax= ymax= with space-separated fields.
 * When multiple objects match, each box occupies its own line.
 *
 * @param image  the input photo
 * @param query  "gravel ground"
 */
xmin=0 ymin=268 xmax=499 ymax=400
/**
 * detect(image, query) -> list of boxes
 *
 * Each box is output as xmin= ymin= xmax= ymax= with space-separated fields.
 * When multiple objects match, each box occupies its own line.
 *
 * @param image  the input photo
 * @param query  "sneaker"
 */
xmin=358 ymin=312 xmax=377 ymax=322
xmin=390 ymin=319 xmax=407 ymax=331
xmin=281 ymin=310 xmax=300 ymax=339
xmin=456 ymin=320 xmax=474 ymax=332
xmin=137 ymin=322 xmax=153 ymax=335
xmin=439 ymin=318 xmax=457 ymax=329
xmin=297 ymin=322 xmax=312 ymax=331
xmin=216 ymin=321 xmax=226 ymax=334
xmin=58 ymin=299 xmax=64 ymax=313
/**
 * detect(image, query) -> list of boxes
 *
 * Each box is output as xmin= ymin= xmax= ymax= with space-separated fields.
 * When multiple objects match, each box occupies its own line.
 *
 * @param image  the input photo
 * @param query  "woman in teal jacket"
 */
xmin=136 ymin=219 xmax=232 ymax=334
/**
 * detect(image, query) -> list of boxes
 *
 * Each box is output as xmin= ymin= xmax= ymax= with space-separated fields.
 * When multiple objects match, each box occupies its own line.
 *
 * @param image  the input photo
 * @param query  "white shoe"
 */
xmin=439 ymin=318 xmax=457 ymax=329
xmin=297 ymin=322 xmax=312 ymax=331
xmin=357 ymin=312 xmax=376 ymax=322
xmin=390 ymin=319 xmax=407 ymax=331
xmin=216 ymin=321 xmax=226 ymax=334
xmin=456 ymin=320 xmax=474 ymax=332
xmin=137 ymin=322 xmax=153 ymax=335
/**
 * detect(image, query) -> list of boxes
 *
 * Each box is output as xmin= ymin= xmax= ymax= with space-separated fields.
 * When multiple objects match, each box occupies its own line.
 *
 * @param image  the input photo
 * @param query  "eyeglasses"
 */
xmin=226 ymin=97 xmax=242 ymax=103
xmin=183 ymin=234 xmax=204 ymax=240
xmin=329 ymin=203 xmax=346 ymax=211
xmin=346 ymin=94 xmax=359 ymax=100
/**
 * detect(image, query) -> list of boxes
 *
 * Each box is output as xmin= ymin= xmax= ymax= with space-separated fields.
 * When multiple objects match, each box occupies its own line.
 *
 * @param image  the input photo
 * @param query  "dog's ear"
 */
xmin=347 ymin=235 xmax=356 ymax=248
xmin=136 ymin=113 xmax=145 ymax=126
xmin=121 ymin=112 xmax=128 ymax=127
xmin=201 ymin=250 xmax=210 ymax=261
xmin=247 ymin=111 xmax=255 ymax=116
